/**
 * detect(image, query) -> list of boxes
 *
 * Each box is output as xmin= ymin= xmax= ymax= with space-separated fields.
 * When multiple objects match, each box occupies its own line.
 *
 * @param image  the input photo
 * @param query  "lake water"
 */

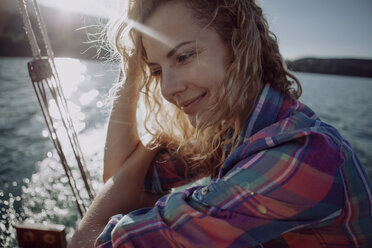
xmin=0 ymin=57 xmax=371 ymax=246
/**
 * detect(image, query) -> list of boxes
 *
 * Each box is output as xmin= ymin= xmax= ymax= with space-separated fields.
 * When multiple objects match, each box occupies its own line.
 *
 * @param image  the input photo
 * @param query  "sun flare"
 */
xmin=37 ymin=0 xmax=124 ymax=17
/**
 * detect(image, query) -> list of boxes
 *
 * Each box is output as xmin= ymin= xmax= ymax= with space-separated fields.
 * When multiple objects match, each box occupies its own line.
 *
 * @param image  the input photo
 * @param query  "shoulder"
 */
xmin=264 ymin=95 xmax=345 ymax=149
xmin=243 ymin=119 xmax=344 ymax=163
xmin=221 ymin=100 xmax=346 ymax=177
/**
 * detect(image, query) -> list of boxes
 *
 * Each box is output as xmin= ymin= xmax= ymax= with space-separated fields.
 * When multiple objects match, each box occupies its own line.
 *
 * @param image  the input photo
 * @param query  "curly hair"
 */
xmin=106 ymin=0 xmax=302 ymax=177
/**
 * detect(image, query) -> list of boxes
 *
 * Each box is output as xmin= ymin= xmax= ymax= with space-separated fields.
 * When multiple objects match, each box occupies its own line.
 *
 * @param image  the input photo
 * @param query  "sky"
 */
xmin=260 ymin=0 xmax=372 ymax=59
xmin=3 ymin=0 xmax=372 ymax=60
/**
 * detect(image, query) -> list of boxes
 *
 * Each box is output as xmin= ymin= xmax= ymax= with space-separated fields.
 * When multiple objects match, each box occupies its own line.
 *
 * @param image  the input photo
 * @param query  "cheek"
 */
xmin=204 ymin=67 xmax=226 ymax=96
xmin=160 ymin=84 xmax=175 ymax=105
xmin=190 ymin=63 xmax=222 ymax=88
xmin=197 ymin=56 xmax=228 ymax=90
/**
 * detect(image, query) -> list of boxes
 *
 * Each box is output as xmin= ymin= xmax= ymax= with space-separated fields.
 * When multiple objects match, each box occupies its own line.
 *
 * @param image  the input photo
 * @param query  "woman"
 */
xmin=70 ymin=0 xmax=372 ymax=247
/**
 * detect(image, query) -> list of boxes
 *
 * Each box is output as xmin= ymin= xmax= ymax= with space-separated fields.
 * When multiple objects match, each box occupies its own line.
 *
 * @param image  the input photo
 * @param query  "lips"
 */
xmin=179 ymin=92 xmax=207 ymax=114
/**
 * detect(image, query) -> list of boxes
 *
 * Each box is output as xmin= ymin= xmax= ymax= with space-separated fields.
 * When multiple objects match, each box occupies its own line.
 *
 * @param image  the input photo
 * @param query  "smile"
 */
xmin=180 ymin=92 xmax=207 ymax=114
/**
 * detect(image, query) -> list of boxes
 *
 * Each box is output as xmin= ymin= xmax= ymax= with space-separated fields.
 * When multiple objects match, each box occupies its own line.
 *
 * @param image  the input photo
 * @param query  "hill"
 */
xmin=0 ymin=5 xmax=108 ymax=59
xmin=286 ymin=58 xmax=372 ymax=78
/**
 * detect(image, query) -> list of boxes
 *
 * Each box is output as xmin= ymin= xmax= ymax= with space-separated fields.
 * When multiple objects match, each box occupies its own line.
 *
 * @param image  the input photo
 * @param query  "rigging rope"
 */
xmin=17 ymin=0 xmax=40 ymax=58
xmin=30 ymin=0 xmax=95 ymax=201
xmin=17 ymin=0 xmax=96 ymax=217
xmin=30 ymin=0 xmax=53 ymax=59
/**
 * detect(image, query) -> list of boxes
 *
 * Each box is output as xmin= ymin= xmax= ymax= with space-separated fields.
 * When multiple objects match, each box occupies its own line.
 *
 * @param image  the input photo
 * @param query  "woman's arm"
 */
xmin=69 ymin=144 xmax=162 ymax=248
xmin=103 ymin=59 xmax=141 ymax=183
xmin=95 ymin=133 xmax=345 ymax=247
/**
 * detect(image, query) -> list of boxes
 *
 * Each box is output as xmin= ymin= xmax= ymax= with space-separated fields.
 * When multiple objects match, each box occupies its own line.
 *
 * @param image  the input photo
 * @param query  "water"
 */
xmin=297 ymin=72 xmax=372 ymax=170
xmin=0 ymin=57 xmax=371 ymax=247
xmin=0 ymin=57 xmax=118 ymax=246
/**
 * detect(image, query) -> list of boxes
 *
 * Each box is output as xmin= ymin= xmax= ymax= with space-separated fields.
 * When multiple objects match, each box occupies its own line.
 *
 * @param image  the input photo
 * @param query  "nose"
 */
xmin=160 ymin=68 xmax=187 ymax=103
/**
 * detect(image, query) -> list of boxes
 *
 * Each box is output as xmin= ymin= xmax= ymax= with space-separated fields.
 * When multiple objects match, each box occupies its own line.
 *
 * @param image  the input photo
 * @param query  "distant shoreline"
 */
xmin=286 ymin=58 xmax=372 ymax=78
xmin=1 ymin=6 xmax=371 ymax=78
xmin=1 ymin=55 xmax=372 ymax=79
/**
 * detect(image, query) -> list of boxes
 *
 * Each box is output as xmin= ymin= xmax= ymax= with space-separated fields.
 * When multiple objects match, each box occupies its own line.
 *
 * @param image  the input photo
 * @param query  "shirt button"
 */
xmin=201 ymin=187 xmax=209 ymax=195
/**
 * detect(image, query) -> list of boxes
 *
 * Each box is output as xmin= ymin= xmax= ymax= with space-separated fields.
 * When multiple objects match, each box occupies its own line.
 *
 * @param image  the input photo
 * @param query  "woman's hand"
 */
xmin=103 ymin=55 xmax=143 ymax=182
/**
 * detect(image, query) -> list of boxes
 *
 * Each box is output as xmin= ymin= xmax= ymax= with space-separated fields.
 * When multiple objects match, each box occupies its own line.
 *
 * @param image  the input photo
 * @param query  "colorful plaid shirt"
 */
xmin=96 ymin=84 xmax=372 ymax=247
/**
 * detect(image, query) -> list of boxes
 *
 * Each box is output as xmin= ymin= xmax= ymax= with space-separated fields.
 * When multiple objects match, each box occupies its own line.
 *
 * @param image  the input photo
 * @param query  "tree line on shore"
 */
xmin=0 ymin=6 xmax=107 ymax=60
xmin=286 ymin=58 xmax=372 ymax=78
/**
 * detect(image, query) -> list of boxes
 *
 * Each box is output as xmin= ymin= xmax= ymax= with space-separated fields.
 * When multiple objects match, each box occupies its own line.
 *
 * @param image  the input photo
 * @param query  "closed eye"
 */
xmin=177 ymin=51 xmax=196 ymax=64
xmin=149 ymin=66 xmax=162 ymax=77
xmin=151 ymin=69 xmax=162 ymax=77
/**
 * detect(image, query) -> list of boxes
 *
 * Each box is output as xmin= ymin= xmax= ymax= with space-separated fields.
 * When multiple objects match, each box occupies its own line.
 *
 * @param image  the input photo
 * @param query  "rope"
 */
xmin=31 ymin=0 xmax=53 ymax=59
xmin=46 ymin=73 xmax=95 ymax=200
xmin=30 ymin=0 xmax=96 ymax=200
xmin=31 ymin=76 xmax=86 ymax=216
xmin=17 ymin=0 xmax=41 ymax=58
xmin=17 ymin=0 xmax=97 ymax=217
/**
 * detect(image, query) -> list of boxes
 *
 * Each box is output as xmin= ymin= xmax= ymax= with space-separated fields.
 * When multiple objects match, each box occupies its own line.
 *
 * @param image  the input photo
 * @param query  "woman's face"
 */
xmin=142 ymin=2 xmax=231 ymax=127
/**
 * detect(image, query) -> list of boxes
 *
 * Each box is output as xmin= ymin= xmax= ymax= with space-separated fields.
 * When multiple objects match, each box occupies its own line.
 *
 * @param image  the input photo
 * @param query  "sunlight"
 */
xmin=37 ymin=0 xmax=172 ymax=48
xmin=54 ymin=58 xmax=86 ymax=98
xmin=124 ymin=19 xmax=173 ymax=49
xmin=37 ymin=0 xmax=126 ymax=18
xmin=43 ymin=58 xmax=89 ymax=136
xmin=79 ymin=89 xmax=99 ymax=106
xmin=48 ymin=99 xmax=61 ymax=120
xmin=48 ymin=98 xmax=86 ymax=137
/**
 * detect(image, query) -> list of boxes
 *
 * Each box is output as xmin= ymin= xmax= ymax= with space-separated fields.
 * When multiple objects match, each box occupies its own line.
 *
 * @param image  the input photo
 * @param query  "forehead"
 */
xmin=142 ymin=2 xmax=204 ymax=53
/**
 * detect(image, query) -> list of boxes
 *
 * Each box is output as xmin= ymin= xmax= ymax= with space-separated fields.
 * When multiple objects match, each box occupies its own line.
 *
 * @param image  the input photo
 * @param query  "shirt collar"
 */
xmin=219 ymin=83 xmax=283 ymax=177
xmin=237 ymin=83 xmax=283 ymax=145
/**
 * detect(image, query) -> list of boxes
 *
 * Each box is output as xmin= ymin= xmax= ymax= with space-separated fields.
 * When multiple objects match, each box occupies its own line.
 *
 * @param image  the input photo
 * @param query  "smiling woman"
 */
xmin=68 ymin=0 xmax=372 ymax=247
xmin=142 ymin=3 xmax=231 ymax=127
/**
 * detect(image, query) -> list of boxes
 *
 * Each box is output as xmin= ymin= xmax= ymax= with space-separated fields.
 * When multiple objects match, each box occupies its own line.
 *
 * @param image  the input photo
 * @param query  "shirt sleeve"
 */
xmin=95 ymin=131 xmax=345 ymax=247
xmin=144 ymin=149 xmax=202 ymax=194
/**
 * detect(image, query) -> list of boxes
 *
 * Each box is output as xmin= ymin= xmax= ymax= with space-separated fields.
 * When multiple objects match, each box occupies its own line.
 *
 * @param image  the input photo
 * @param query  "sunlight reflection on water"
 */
xmin=0 ymin=57 xmax=118 ymax=247
xmin=55 ymin=58 xmax=87 ymax=98
xmin=79 ymin=89 xmax=99 ymax=106
xmin=43 ymin=58 xmax=97 ymax=140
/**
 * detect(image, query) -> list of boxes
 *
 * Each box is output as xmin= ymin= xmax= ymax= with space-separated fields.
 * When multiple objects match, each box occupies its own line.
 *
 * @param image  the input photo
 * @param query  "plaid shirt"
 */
xmin=96 ymin=84 xmax=372 ymax=247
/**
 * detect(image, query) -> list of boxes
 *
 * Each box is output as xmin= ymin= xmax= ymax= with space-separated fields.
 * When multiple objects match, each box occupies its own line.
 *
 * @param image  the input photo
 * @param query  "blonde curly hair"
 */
xmin=107 ymin=0 xmax=301 ymax=177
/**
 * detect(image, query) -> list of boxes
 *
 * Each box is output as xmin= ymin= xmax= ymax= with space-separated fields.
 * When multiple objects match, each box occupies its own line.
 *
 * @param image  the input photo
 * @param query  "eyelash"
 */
xmin=152 ymin=69 xmax=162 ymax=76
xmin=176 ymin=51 xmax=196 ymax=64
xmin=150 ymin=50 xmax=197 ymax=77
